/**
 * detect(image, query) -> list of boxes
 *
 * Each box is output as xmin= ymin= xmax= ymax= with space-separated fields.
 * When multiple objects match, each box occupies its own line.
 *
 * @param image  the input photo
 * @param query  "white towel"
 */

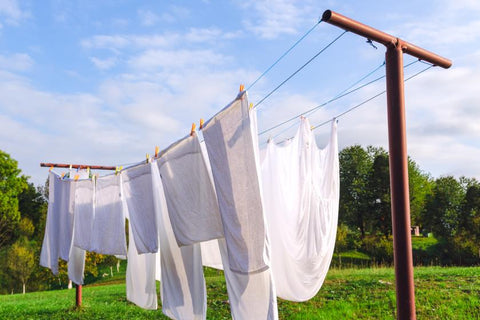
xmin=126 ymin=219 xmax=158 ymax=310
xmin=202 ymin=91 xmax=269 ymax=274
xmin=157 ymin=134 xmax=223 ymax=246
xmin=72 ymin=179 xmax=94 ymax=251
xmin=92 ymin=174 xmax=127 ymax=256
xmin=152 ymin=161 xmax=206 ymax=320
xmin=122 ymin=162 xmax=158 ymax=254
xmin=261 ymin=119 xmax=339 ymax=301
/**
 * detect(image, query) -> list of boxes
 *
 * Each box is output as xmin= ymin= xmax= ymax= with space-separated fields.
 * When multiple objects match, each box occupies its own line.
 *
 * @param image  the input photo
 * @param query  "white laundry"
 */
xmin=152 ymin=161 xmax=206 ymax=320
xmin=68 ymin=169 xmax=90 ymax=285
xmin=126 ymin=220 xmax=158 ymax=310
xmin=261 ymin=119 xmax=339 ymax=302
xmin=40 ymin=172 xmax=65 ymax=275
xmin=92 ymin=174 xmax=127 ymax=256
xmin=72 ymin=178 xmax=94 ymax=251
xmin=201 ymin=239 xmax=278 ymax=320
xmin=122 ymin=163 xmax=158 ymax=254
xmin=202 ymin=91 xmax=270 ymax=274
xmin=157 ymin=134 xmax=223 ymax=246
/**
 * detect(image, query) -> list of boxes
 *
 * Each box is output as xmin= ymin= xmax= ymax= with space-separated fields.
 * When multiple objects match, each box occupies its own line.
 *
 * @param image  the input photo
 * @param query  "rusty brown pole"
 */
xmin=76 ymin=284 xmax=82 ymax=308
xmin=322 ymin=9 xmax=451 ymax=320
xmin=40 ymin=163 xmax=117 ymax=170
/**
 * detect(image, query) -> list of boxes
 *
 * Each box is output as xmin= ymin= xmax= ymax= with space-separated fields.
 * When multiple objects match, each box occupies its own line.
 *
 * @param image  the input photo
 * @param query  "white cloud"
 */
xmin=90 ymin=56 xmax=117 ymax=70
xmin=0 ymin=53 xmax=33 ymax=71
xmin=0 ymin=0 xmax=28 ymax=26
xmin=240 ymin=0 xmax=315 ymax=39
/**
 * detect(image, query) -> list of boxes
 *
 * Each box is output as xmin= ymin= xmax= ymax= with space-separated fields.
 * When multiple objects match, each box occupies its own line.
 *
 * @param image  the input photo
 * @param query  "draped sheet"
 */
xmin=261 ymin=119 xmax=339 ymax=302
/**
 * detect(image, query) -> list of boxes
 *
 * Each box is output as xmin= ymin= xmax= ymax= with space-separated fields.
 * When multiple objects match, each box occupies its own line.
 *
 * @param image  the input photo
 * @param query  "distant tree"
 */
xmin=423 ymin=176 xmax=465 ymax=238
xmin=367 ymin=151 xmax=391 ymax=237
xmin=0 ymin=150 xmax=28 ymax=249
xmin=408 ymin=158 xmax=433 ymax=227
xmin=7 ymin=241 xmax=35 ymax=294
xmin=339 ymin=145 xmax=372 ymax=238
xmin=18 ymin=183 xmax=47 ymax=240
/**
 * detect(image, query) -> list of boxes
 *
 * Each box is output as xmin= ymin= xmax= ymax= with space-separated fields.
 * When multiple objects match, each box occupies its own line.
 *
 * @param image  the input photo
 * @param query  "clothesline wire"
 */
xmin=311 ymin=63 xmax=435 ymax=130
xmin=258 ymin=59 xmax=419 ymax=138
xmin=253 ymin=30 xmax=348 ymax=109
xmin=246 ymin=20 xmax=322 ymax=91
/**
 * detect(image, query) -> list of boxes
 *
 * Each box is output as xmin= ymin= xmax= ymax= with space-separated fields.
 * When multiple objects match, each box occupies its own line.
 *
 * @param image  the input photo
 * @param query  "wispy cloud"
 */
xmin=137 ymin=9 xmax=159 ymax=27
xmin=0 ymin=0 xmax=29 ymax=26
xmin=0 ymin=53 xmax=33 ymax=71
xmin=90 ymin=56 xmax=117 ymax=70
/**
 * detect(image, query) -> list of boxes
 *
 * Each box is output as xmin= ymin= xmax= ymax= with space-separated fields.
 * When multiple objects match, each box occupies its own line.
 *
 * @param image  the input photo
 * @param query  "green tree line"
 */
xmin=337 ymin=145 xmax=480 ymax=266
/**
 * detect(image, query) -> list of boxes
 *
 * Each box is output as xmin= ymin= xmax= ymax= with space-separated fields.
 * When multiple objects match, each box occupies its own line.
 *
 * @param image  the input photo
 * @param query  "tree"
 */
xmin=408 ymin=158 xmax=433 ymax=227
xmin=18 ymin=182 xmax=47 ymax=241
xmin=0 ymin=150 xmax=28 ymax=249
xmin=7 ymin=241 xmax=35 ymax=294
xmin=367 ymin=151 xmax=391 ymax=237
xmin=422 ymin=176 xmax=465 ymax=238
xmin=339 ymin=145 xmax=372 ymax=238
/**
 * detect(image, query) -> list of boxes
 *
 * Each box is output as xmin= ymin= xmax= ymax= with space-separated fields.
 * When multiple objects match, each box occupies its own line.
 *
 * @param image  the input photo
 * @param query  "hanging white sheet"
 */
xmin=157 ymin=134 xmax=223 ymax=246
xmin=261 ymin=118 xmax=339 ymax=302
xmin=91 ymin=174 xmax=127 ymax=256
xmin=122 ymin=162 xmax=158 ymax=254
xmin=126 ymin=219 xmax=158 ymax=310
xmin=201 ymin=239 xmax=279 ymax=320
xmin=202 ymin=91 xmax=270 ymax=274
xmin=72 ymin=178 xmax=94 ymax=251
xmin=152 ymin=160 xmax=206 ymax=320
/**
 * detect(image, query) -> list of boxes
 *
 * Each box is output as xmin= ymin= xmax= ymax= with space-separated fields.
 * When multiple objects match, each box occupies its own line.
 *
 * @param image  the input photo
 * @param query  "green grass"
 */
xmin=0 ymin=266 xmax=479 ymax=319
xmin=411 ymin=236 xmax=438 ymax=251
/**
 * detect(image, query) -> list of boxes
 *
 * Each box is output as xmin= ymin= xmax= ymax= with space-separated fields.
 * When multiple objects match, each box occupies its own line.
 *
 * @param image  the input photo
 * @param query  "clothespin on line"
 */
xmin=310 ymin=125 xmax=314 ymax=131
xmin=190 ymin=123 xmax=196 ymax=136
xmin=49 ymin=166 xmax=54 ymax=172
xmin=86 ymin=167 xmax=90 ymax=176
xmin=155 ymin=146 xmax=160 ymax=158
xmin=69 ymin=164 xmax=72 ymax=170
xmin=199 ymin=118 xmax=204 ymax=130
xmin=115 ymin=166 xmax=122 ymax=175
xmin=146 ymin=153 xmax=151 ymax=163
xmin=239 ymin=84 xmax=245 ymax=92
xmin=249 ymin=103 xmax=254 ymax=110
xmin=74 ymin=174 xmax=79 ymax=181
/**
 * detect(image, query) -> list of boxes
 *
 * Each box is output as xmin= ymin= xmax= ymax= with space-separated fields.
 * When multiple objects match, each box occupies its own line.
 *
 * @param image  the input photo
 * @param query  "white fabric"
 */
xmin=152 ymin=162 xmax=206 ymax=320
xmin=202 ymin=91 xmax=269 ymax=274
xmin=68 ymin=169 xmax=90 ymax=285
xmin=201 ymin=239 xmax=278 ymax=320
xmin=68 ymin=246 xmax=85 ymax=285
xmin=122 ymin=163 xmax=158 ymax=254
xmin=261 ymin=119 xmax=339 ymax=302
xmin=92 ymin=174 xmax=127 ymax=255
xmin=126 ymin=220 xmax=158 ymax=310
xmin=157 ymin=134 xmax=223 ymax=246
xmin=40 ymin=172 xmax=64 ymax=274
xmin=72 ymin=179 xmax=94 ymax=251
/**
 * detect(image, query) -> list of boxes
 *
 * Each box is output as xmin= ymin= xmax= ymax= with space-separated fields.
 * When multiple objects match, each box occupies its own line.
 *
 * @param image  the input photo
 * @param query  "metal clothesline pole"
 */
xmin=322 ymin=9 xmax=452 ymax=320
xmin=40 ymin=163 xmax=117 ymax=170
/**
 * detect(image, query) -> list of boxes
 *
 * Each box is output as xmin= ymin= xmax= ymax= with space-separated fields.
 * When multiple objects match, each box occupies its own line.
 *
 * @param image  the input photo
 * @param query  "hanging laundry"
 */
xmin=40 ymin=172 xmax=74 ymax=274
xmin=68 ymin=169 xmax=90 ymax=285
xmin=72 ymin=178 xmax=94 ymax=251
xmin=201 ymin=239 xmax=279 ymax=320
xmin=91 ymin=174 xmax=127 ymax=256
xmin=152 ymin=161 xmax=206 ymax=320
xmin=157 ymin=134 xmax=223 ymax=246
xmin=122 ymin=162 xmax=158 ymax=254
xmin=261 ymin=119 xmax=339 ymax=302
xmin=126 ymin=220 xmax=158 ymax=310
xmin=202 ymin=91 xmax=270 ymax=274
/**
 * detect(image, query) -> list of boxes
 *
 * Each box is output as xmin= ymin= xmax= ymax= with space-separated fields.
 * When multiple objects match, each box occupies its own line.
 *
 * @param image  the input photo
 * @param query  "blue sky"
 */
xmin=1 ymin=0 xmax=479 ymax=186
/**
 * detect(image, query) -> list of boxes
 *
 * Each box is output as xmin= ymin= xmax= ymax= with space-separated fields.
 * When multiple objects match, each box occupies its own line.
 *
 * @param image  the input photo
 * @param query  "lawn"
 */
xmin=0 ymin=266 xmax=478 ymax=319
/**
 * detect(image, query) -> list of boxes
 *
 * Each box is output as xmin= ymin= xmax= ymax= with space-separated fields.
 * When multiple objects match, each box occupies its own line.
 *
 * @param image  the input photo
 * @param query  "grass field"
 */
xmin=0 ymin=266 xmax=479 ymax=319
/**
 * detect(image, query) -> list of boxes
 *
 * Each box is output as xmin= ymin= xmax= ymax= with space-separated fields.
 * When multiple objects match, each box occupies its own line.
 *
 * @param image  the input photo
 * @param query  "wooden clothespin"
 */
xmin=155 ymin=146 xmax=160 ymax=158
xmin=239 ymin=84 xmax=245 ymax=92
xmin=199 ymin=118 xmax=204 ymax=130
xmin=190 ymin=123 xmax=196 ymax=136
